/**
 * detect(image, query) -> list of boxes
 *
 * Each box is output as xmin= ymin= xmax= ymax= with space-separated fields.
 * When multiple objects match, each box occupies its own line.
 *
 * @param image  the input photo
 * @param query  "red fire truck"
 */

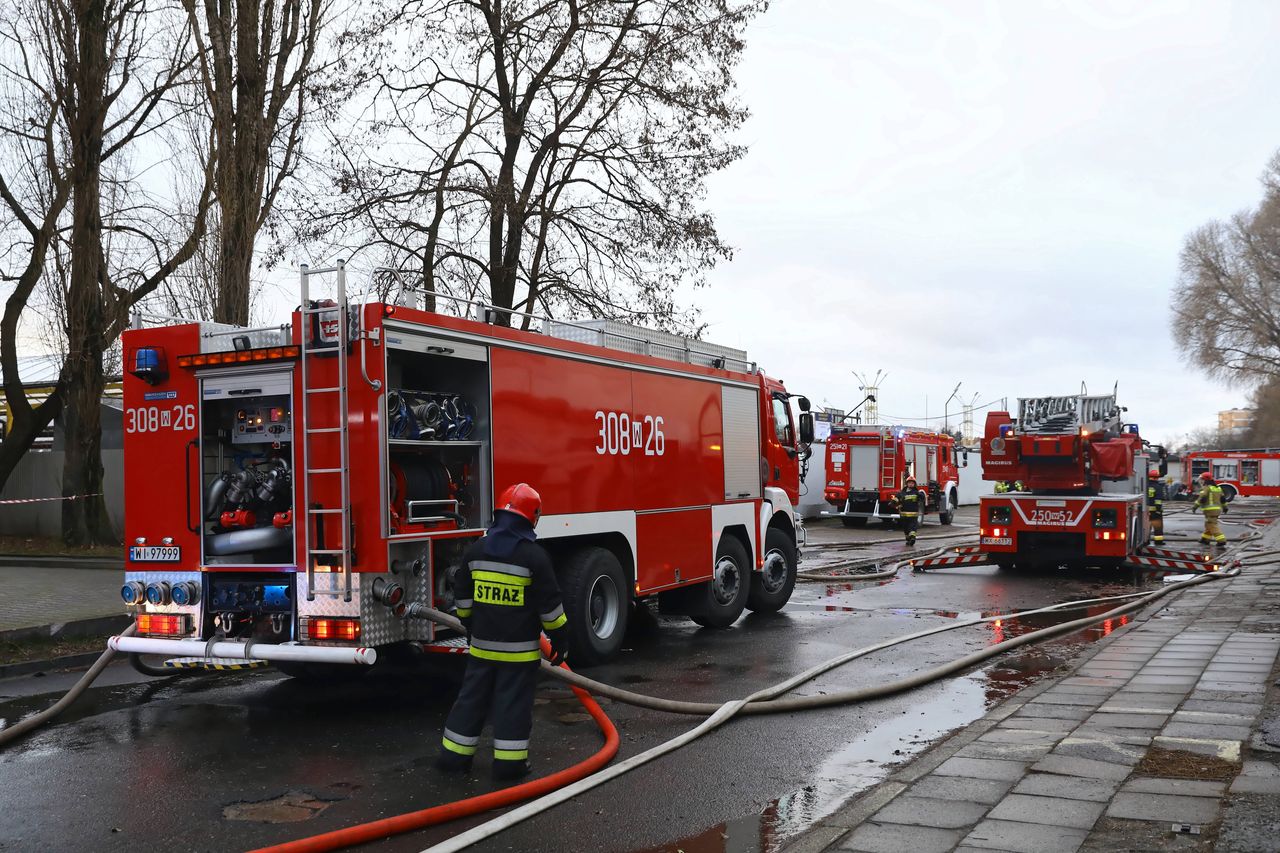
xmin=1182 ymin=449 xmax=1280 ymax=501
xmin=110 ymin=263 xmax=813 ymax=671
xmin=821 ymin=426 xmax=961 ymax=528
xmin=976 ymin=394 xmax=1161 ymax=570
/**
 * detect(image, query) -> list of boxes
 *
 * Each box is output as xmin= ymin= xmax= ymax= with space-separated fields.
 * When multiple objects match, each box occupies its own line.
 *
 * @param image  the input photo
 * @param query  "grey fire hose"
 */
xmin=0 ymin=623 xmax=137 ymax=748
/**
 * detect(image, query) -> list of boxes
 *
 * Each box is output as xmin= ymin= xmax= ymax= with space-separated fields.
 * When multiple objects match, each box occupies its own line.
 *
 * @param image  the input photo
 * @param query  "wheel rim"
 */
xmin=712 ymin=556 xmax=743 ymax=605
xmin=760 ymin=548 xmax=788 ymax=594
xmin=588 ymin=574 xmax=620 ymax=640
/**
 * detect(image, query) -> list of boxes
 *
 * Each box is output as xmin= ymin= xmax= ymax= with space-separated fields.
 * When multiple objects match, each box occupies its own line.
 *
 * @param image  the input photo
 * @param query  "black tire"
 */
xmin=940 ymin=490 xmax=956 ymax=525
xmin=559 ymin=546 xmax=629 ymax=665
xmin=995 ymin=558 xmax=1016 ymax=571
xmin=840 ymin=516 xmax=868 ymax=528
xmin=1220 ymin=484 xmax=1237 ymax=503
xmin=748 ymin=527 xmax=797 ymax=613
xmin=689 ymin=535 xmax=751 ymax=629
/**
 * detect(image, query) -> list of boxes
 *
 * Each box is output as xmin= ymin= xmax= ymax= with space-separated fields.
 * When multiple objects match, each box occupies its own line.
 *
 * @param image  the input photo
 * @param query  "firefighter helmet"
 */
xmin=496 ymin=483 xmax=542 ymax=526
xmin=905 ymin=476 xmax=917 ymax=487
xmin=1149 ymin=468 xmax=1160 ymax=479
xmin=1200 ymin=471 xmax=1214 ymax=482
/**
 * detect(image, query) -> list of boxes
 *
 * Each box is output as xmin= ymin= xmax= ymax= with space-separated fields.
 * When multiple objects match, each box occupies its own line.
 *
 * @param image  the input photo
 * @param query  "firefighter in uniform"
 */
xmin=890 ymin=476 xmax=928 ymax=546
xmin=1193 ymin=471 xmax=1228 ymax=546
xmin=1146 ymin=468 xmax=1166 ymax=544
xmin=437 ymin=483 xmax=570 ymax=781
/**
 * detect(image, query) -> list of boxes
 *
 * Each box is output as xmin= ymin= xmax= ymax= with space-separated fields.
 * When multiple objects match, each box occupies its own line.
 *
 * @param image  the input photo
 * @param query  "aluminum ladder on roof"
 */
xmin=298 ymin=261 xmax=353 ymax=602
xmin=880 ymin=431 xmax=897 ymax=490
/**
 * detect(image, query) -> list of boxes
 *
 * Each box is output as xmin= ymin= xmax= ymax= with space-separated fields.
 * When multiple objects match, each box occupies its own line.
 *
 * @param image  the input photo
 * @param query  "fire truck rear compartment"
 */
xmin=199 ymin=371 xmax=296 ymax=565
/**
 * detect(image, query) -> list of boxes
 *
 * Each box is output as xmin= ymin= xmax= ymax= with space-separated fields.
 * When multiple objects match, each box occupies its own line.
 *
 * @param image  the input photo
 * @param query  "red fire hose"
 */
xmin=246 ymin=638 xmax=619 ymax=853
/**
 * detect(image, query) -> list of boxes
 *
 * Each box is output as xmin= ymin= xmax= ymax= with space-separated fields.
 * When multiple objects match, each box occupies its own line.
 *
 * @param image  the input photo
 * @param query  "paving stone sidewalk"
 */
xmin=787 ymin=528 xmax=1280 ymax=853
xmin=0 ymin=565 xmax=122 ymax=634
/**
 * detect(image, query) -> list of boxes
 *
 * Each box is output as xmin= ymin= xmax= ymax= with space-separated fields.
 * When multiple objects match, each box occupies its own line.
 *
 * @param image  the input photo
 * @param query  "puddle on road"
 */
xmin=223 ymin=790 xmax=342 ymax=823
xmin=620 ymin=606 xmax=1134 ymax=853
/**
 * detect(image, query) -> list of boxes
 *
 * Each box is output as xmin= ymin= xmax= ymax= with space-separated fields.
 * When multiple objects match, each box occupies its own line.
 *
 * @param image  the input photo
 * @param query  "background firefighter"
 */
xmin=437 ymin=483 xmax=570 ymax=781
xmin=1147 ymin=468 xmax=1166 ymax=544
xmin=890 ymin=476 xmax=928 ymax=546
xmin=1193 ymin=471 xmax=1227 ymax=546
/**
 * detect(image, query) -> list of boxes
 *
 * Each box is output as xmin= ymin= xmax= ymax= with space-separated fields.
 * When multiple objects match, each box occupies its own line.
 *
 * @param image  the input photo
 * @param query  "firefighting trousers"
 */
xmin=900 ymin=514 xmax=919 ymax=542
xmin=1149 ymin=512 xmax=1163 ymax=543
xmin=1200 ymin=510 xmax=1226 ymax=544
xmin=441 ymin=655 xmax=539 ymax=767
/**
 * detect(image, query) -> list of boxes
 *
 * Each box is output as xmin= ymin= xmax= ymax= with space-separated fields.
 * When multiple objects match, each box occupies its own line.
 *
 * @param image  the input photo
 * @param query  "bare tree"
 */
xmin=309 ymin=0 xmax=765 ymax=330
xmin=181 ymin=0 xmax=330 ymax=326
xmin=0 ymin=0 xmax=214 ymax=544
xmin=1173 ymin=151 xmax=1280 ymax=385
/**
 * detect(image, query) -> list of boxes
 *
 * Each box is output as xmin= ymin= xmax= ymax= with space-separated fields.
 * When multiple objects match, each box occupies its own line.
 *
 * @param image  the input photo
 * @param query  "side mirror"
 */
xmin=796 ymin=395 xmax=811 ymax=413
xmin=799 ymin=412 xmax=815 ymax=444
xmin=962 ymin=451 xmax=969 ymax=468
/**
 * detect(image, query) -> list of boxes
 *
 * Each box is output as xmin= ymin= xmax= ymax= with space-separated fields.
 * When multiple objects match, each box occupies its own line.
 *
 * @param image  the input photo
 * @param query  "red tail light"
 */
xmin=304 ymin=617 xmax=361 ymax=642
xmin=136 ymin=613 xmax=191 ymax=636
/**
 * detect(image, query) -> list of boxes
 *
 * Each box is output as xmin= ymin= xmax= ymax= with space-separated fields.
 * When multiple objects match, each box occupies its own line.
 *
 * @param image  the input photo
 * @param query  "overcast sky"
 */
xmin=691 ymin=0 xmax=1280 ymax=446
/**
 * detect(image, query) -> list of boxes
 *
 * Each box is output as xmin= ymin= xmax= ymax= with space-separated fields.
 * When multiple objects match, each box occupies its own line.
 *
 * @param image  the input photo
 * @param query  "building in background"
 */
xmin=1218 ymin=408 xmax=1255 ymax=436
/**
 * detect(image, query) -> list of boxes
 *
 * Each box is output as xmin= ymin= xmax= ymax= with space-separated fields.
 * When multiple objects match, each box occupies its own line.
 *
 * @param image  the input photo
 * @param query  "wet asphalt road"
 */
xmin=0 ymin=505 xmax=1231 ymax=853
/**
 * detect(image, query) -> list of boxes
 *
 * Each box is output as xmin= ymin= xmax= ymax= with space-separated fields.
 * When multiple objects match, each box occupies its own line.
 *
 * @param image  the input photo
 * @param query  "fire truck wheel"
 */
xmin=689 ymin=536 xmax=751 ymax=629
xmin=1220 ymin=484 xmax=1237 ymax=503
xmin=840 ymin=516 xmax=868 ymax=528
xmin=747 ymin=527 xmax=797 ymax=613
xmin=560 ymin=546 xmax=629 ymax=665
xmin=940 ymin=491 xmax=956 ymax=525
xmin=995 ymin=558 xmax=1016 ymax=572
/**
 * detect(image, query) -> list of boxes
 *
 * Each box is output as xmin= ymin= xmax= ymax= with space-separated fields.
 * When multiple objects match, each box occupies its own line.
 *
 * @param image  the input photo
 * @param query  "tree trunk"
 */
xmin=0 ymin=395 xmax=62 ymax=493
xmin=214 ymin=202 xmax=255 ymax=325
xmin=60 ymin=0 xmax=117 ymax=546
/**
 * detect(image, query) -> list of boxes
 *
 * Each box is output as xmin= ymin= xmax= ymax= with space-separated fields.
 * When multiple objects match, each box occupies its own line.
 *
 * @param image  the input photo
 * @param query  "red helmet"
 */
xmin=1200 ymin=471 xmax=1214 ymax=481
xmin=1149 ymin=468 xmax=1160 ymax=479
xmin=496 ymin=483 xmax=542 ymax=526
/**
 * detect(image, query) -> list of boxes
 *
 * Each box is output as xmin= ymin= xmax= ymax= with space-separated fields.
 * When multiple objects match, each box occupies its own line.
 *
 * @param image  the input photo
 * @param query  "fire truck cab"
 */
xmin=822 ymin=426 xmax=961 ymax=528
xmin=116 ymin=265 xmax=812 ymax=670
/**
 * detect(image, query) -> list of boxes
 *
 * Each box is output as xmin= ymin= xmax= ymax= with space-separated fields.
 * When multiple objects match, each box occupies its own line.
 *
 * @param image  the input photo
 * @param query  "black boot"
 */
xmin=493 ymin=758 xmax=532 ymax=782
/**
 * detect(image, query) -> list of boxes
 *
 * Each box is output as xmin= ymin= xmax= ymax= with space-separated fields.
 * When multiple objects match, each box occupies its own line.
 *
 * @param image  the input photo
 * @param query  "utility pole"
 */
xmin=853 ymin=370 xmax=886 ymax=426
xmin=944 ymin=382 xmax=962 ymax=434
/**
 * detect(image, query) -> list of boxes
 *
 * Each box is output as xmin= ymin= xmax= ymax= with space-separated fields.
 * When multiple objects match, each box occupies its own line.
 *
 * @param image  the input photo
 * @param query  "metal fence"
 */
xmin=0 ymin=449 xmax=123 ymax=537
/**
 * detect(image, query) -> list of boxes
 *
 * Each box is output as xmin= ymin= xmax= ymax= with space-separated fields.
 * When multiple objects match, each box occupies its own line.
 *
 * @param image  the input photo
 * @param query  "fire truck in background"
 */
xmin=112 ymin=262 xmax=814 ymax=672
xmin=822 ymin=426 xmax=962 ymax=528
xmin=977 ymin=394 xmax=1165 ymax=570
xmin=1182 ymin=449 xmax=1280 ymax=502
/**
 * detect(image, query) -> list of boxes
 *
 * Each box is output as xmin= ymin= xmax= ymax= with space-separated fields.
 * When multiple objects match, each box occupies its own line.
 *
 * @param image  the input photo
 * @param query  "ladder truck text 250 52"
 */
xmin=977 ymin=394 xmax=1165 ymax=571
xmin=114 ymin=265 xmax=815 ymax=671
xmin=821 ymin=426 xmax=962 ymax=528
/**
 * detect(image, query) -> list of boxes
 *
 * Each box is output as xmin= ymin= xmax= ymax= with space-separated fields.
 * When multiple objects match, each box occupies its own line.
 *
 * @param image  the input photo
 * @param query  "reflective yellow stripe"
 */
xmin=494 ymin=748 xmax=529 ymax=761
xmin=541 ymin=613 xmax=567 ymax=631
xmin=442 ymin=737 xmax=477 ymax=756
xmin=472 ymin=570 xmax=532 ymax=587
xmin=455 ymin=607 xmax=472 ymax=618
xmin=469 ymin=646 xmax=541 ymax=663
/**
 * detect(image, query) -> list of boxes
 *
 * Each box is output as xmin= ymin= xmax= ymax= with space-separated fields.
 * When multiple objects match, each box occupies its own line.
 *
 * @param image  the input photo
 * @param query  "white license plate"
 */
xmin=130 ymin=546 xmax=181 ymax=562
xmin=981 ymin=537 xmax=1012 ymax=547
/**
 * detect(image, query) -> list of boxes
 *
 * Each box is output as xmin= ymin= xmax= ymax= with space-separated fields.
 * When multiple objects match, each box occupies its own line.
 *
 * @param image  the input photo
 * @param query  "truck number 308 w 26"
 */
xmin=125 ymin=404 xmax=196 ymax=434
xmin=595 ymin=411 xmax=665 ymax=456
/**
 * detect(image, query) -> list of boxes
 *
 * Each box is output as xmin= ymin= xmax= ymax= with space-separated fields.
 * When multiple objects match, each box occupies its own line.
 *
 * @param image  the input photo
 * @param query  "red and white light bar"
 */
xmin=302 ymin=617 xmax=361 ymax=642
xmin=177 ymin=345 xmax=299 ymax=368
xmin=136 ymin=613 xmax=192 ymax=636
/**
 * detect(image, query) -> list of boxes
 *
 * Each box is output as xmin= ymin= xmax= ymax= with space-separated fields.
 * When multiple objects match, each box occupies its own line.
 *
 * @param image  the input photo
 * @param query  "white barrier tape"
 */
xmin=0 ymin=493 xmax=102 ymax=505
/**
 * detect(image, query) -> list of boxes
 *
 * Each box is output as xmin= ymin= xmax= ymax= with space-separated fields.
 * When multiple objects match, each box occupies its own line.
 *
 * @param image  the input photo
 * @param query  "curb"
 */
xmin=0 ymin=614 xmax=130 ymax=644
xmin=0 ymin=651 xmax=106 ymax=681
